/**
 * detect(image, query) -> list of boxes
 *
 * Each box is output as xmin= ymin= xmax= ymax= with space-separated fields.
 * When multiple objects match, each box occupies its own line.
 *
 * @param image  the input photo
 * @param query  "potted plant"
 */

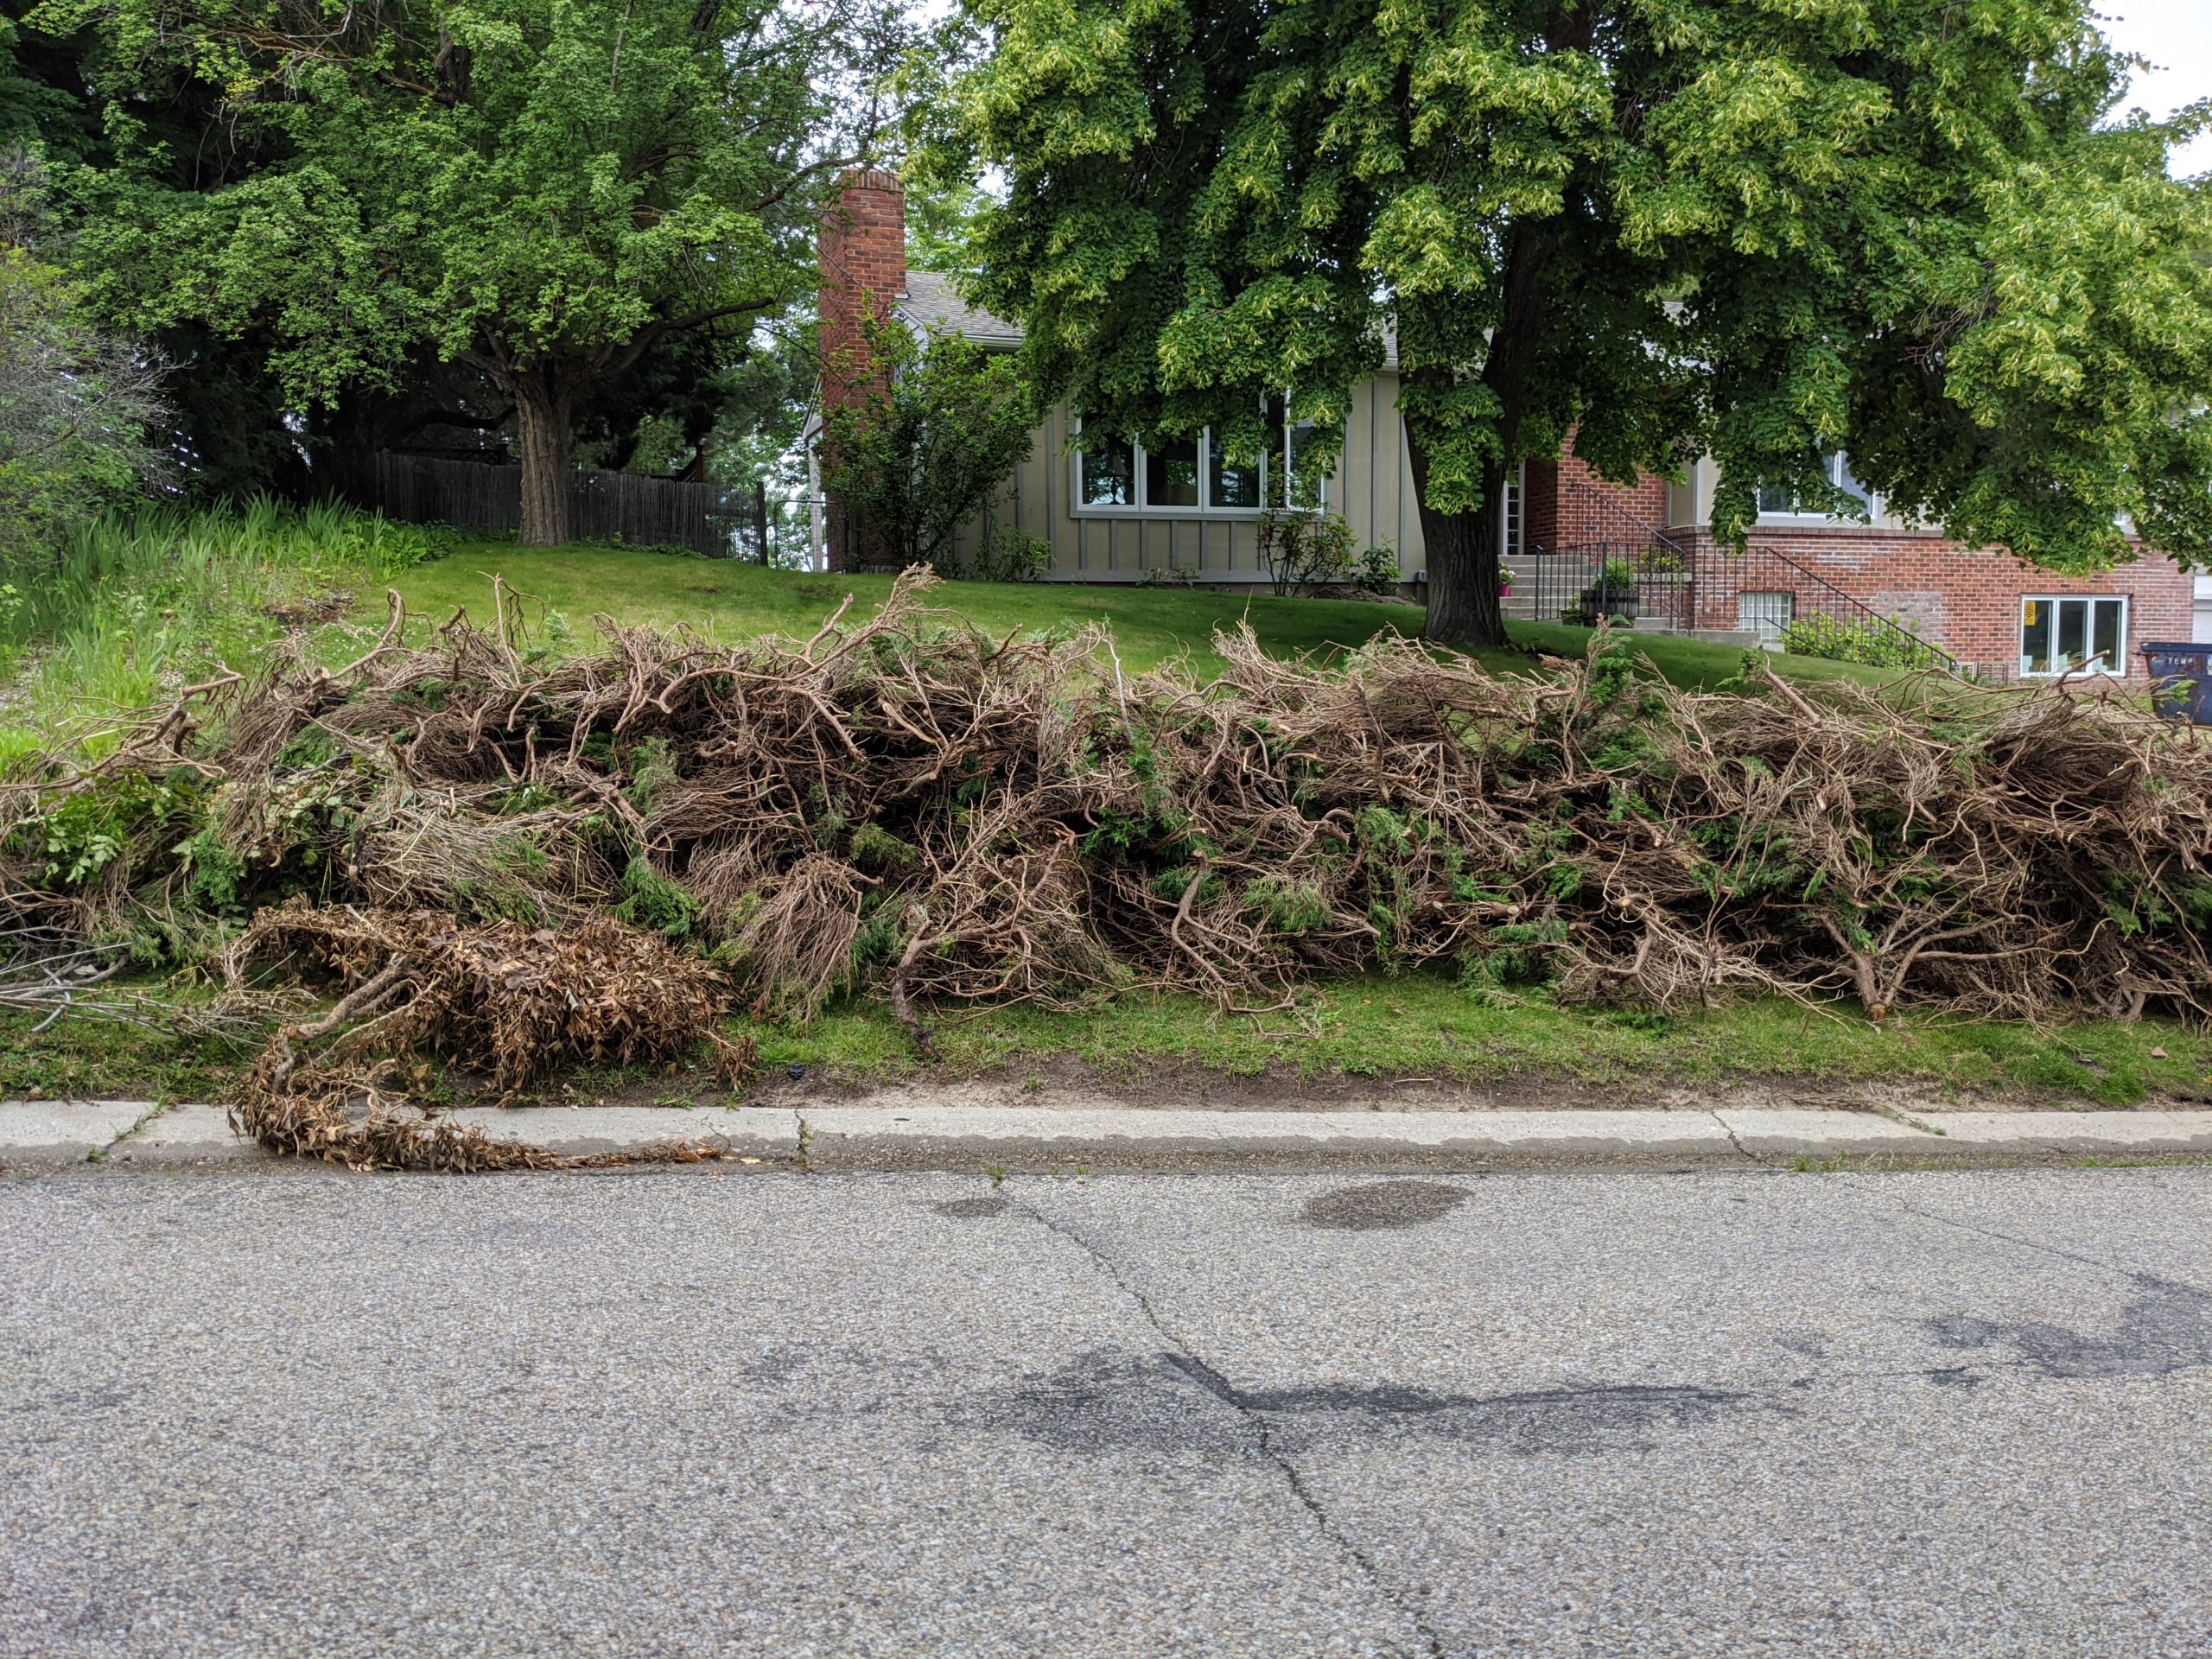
xmin=1576 ymin=557 xmax=1640 ymax=624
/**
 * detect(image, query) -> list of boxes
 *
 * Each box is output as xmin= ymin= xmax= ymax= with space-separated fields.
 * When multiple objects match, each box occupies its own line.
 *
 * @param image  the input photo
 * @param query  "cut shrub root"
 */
xmin=219 ymin=906 xmax=757 ymax=1171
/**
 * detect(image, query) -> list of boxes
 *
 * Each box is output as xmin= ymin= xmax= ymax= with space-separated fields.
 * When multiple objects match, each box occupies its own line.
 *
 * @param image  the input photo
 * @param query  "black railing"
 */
xmin=1503 ymin=538 xmax=1696 ymax=631
xmin=1677 ymin=534 xmax=1957 ymax=671
xmin=1501 ymin=482 xmax=1959 ymax=673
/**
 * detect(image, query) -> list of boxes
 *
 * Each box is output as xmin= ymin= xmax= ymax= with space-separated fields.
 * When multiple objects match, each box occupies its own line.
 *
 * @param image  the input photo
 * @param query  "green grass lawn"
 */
xmin=385 ymin=543 xmax=1901 ymax=690
xmin=9 ymin=975 xmax=2204 ymax=1109
xmin=724 ymin=976 xmax=2212 ymax=1107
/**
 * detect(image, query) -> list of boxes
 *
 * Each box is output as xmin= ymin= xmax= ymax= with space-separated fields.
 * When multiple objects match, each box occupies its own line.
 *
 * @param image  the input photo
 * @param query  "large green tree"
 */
xmin=932 ymin=0 xmax=2212 ymax=645
xmin=37 ymin=0 xmax=903 ymax=542
xmin=0 ymin=146 xmax=167 ymax=563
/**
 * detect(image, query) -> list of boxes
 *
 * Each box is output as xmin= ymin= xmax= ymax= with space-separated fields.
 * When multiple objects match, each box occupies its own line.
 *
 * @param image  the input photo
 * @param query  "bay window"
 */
xmin=1074 ymin=408 xmax=1330 ymax=515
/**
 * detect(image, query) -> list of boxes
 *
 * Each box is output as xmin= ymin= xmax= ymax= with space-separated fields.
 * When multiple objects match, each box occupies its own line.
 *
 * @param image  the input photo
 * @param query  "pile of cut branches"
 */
xmin=223 ymin=903 xmax=754 ymax=1170
xmin=4 ymin=566 xmax=2210 ymax=1059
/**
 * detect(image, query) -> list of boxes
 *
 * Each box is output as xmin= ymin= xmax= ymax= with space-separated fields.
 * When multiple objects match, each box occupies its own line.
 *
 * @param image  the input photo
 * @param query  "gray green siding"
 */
xmin=948 ymin=373 xmax=1427 ymax=582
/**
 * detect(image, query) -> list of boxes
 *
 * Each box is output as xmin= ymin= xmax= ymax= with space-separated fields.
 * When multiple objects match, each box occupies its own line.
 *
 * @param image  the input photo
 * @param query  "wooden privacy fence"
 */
xmin=363 ymin=452 xmax=770 ymax=560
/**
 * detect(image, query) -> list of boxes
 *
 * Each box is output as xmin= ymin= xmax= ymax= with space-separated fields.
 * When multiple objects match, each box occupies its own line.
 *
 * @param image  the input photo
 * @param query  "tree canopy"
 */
xmin=931 ymin=0 xmax=2212 ymax=643
xmin=29 ymin=0 xmax=904 ymax=540
xmin=0 ymin=147 xmax=166 ymax=564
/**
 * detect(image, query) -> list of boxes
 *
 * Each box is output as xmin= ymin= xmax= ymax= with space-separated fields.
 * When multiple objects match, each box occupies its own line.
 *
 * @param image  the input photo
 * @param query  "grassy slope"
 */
xmin=385 ymin=543 xmax=1899 ymax=690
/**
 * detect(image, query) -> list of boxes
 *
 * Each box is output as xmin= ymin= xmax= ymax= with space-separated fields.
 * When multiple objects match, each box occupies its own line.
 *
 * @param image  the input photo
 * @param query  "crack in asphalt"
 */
xmin=1885 ymin=1191 xmax=2212 ymax=1298
xmin=1015 ymin=1196 xmax=1448 ymax=1659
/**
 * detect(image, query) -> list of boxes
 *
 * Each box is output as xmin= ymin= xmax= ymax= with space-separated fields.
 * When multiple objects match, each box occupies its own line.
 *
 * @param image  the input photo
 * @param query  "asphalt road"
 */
xmin=6 ymin=1163 xmax=2212 ymax=1658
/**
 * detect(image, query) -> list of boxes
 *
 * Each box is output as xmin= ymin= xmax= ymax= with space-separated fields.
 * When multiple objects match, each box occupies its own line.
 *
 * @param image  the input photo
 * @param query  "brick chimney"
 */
xmin=819 ymin=169 xmax=906 ymax=570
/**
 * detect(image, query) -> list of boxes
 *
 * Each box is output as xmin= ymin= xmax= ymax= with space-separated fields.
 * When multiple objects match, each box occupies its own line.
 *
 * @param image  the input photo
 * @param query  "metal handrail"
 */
xmin=1539 ymin=480 xmax=1960 ymax=671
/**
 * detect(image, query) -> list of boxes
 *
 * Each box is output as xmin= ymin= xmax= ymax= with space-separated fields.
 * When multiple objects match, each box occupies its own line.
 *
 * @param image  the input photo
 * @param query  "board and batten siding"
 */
xmin=945 ymin=373 xmax=1427 ymax=582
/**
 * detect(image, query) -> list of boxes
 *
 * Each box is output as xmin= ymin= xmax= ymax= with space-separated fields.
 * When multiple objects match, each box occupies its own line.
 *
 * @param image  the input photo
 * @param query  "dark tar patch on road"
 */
xmin=1927 ymin=1274 xmax=2212 ymax=1379
xmin=972 ymin=1349 xmax=1764 ymax=1459
xmin=1302 ymin=1180 xmax=1470 ymax=1231
xmin=935 ymin=1194 xmax=1012 ymax=1218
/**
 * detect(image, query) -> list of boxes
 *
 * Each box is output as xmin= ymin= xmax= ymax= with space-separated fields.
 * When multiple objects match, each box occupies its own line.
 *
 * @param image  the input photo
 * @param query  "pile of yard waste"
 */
xmin=4 ymin=567 xmax=2210 ymax=1160
xmin=223 ymin=905 xmax=754 ymax=1171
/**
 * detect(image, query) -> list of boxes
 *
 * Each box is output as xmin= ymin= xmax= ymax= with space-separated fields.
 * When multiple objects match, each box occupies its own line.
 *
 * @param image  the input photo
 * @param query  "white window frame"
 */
xmin=1757 ymin=450 xmax=1877 ymax=524
xmin=1071 ymin=408 xmax=1330 ymax=518
xmin=1500 ymin=460 xmax=1527 ymax=557
xmin=2019 ymin=594 xmax=2128 ymax=679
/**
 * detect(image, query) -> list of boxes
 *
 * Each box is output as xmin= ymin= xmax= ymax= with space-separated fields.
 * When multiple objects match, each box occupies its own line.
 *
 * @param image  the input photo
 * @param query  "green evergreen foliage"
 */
xmin=0 ymin=150 xmax=167 ymax=560
xmin=28 ymin=0 xmax=908 ymax=542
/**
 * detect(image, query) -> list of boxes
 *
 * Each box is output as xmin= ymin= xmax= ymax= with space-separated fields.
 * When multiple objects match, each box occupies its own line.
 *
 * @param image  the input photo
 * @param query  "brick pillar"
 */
xmin=1523 ymin=460 xmax=1560 ymax=552
xmin=818 ymin=169 xmax=906 ymax=572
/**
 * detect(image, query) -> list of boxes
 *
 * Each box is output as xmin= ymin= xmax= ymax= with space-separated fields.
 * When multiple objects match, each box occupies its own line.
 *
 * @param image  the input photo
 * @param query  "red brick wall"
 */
xmin=1522 ymin=447 xmax=1671 ymax=553
xmin=1544 ymin=453 xmax=1669 ymax=545
xmin=1524 ymin=460 xmax=1560 ymax=550
xmin=1686 ymin=528 xmax=2192 ymax=682
xmin=818 ymin=169 xmax=906 ymax=570
xmin=1541 ymin=467 xmax=2192 ymax=681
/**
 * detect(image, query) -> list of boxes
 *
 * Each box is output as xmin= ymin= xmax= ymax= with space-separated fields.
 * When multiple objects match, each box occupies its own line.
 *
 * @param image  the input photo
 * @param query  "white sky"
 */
xmin=2097 ymin=0 xmax=2212 ymax=175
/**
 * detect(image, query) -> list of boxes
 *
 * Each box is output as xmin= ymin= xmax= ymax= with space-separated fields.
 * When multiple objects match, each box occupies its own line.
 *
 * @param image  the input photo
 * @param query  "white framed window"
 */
xmin=1277 ymin=406 xmax=1330 ymax=512
xmin=1758 ymin=451 xmax=1873 ymax=521
xmin=2021 ymin=595 xmax=2127 ymax=677
xmin=1500 ymin=461 xmax=1526 ymax=557
xmin=1073 ymin=406 xmax=1330 ymax=516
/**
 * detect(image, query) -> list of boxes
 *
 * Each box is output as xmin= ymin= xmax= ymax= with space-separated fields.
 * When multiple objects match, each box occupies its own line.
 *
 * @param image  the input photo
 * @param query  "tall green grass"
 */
xmin=0 ymin=498 xmax=456 ymax=760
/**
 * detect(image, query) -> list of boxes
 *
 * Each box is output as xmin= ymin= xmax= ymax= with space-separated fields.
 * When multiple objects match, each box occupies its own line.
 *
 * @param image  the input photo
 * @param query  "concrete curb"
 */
xmin=99 ymin=1101 xmax=270 ymax=1167
xmin=0 ymin=1099 xmax=154 ymax=1168
xmin=795 ymin=1107 xmax=1741 ymax=1169
xmin=446 ymin=1105 xmax=798 ymax=1160
xmin=10 ymin=1098 xmax=2212 ymax=1174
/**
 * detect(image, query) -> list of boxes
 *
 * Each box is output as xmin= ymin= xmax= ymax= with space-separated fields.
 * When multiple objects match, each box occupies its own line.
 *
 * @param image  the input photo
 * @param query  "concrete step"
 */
xmin=1681 ymin=628 xmax=1771 ymax=649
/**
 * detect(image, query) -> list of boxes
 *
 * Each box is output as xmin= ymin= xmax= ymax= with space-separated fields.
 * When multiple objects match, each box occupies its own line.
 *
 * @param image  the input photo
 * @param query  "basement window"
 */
xmin=2021 ymin=595 xmax=2126 ymax=677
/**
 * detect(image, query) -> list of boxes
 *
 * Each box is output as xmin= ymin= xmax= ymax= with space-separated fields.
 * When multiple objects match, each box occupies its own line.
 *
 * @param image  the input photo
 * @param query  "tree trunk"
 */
xmin=1401 ymin=205 xmax=1560 ymax=650
xmin=1407 ymin=428 xmax=1507 ymax=647
xmin=513 ymin=372 xmax=575 ymax=546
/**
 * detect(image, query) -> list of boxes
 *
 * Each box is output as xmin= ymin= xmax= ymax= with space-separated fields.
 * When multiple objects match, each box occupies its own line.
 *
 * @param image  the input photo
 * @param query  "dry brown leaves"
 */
xmin=223 ymin=902 xmax=755 ymax=1171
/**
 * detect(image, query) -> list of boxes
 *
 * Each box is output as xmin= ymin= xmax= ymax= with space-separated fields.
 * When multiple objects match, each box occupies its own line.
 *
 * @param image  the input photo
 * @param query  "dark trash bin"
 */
xmin=2140 ymin=641 xmax=2212 ymax=723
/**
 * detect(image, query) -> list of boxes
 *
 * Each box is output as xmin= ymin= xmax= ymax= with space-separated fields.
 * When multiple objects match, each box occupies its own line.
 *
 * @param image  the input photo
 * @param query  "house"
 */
xmin=817 ymin=171 xmax=2196 ymax=682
